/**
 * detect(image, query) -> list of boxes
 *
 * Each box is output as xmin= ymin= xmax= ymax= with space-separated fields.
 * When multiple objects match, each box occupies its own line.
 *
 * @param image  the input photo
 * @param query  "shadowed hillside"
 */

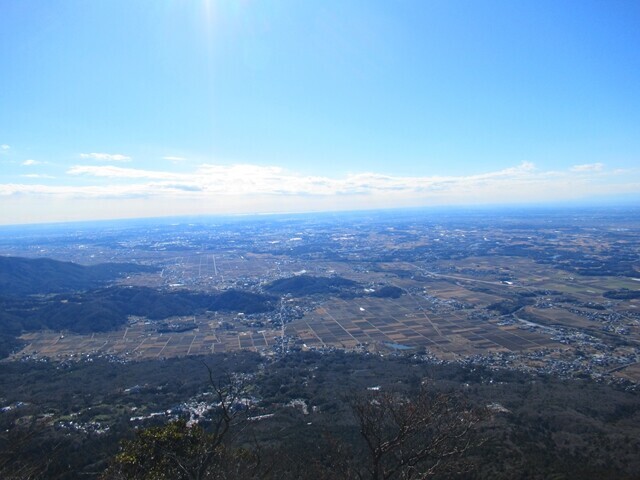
xmin=0 ymin=256 xmax=157 ymax=295
xmin=0 ymin=286 xmax=278 ymax=358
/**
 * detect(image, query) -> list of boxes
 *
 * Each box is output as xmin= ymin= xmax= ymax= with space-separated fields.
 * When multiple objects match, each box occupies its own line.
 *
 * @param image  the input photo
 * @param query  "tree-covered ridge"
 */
xmin=369 ymin=285 xmax=404 ymax=298
xmin=0 ymin=286 xmax=276 ymax=334
xmin=0 ymin=256 xmax=157 ymax=295
xmin=603 ymin=288 xmax=640 ymax=300
xmin=264 ymin=275 xmax=360 ymax=296
xmin=0 ymin=287 xmax=277 ymax=358
xmin=0 ymin=256 xmax=279 ymax=358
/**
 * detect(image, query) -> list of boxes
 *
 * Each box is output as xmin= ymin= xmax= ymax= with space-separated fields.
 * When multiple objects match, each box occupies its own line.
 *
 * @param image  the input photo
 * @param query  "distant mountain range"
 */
xmin=0 ymin=255 xmax=157 ymax=296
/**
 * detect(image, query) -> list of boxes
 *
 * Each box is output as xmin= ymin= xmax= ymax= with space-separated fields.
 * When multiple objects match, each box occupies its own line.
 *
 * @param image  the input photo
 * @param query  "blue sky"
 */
xmin=1 ymin=0 xmax=639 ymax=224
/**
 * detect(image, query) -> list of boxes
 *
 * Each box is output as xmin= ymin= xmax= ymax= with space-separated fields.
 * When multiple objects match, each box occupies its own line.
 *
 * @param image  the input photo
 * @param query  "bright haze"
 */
xmin=1 ymin=0 xmax=639 ymax=224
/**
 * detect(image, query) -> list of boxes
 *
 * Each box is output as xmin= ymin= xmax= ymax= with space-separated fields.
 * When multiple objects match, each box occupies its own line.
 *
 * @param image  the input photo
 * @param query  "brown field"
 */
xmin=285 ymin=295 xmax=555 ymax=358
xmin=8 ymin=253 xmax=639 ymax=365
xmin=614 ymin=362 xmax=640 ymax=383
xmin=518 ymin=306 xmax=596 ymax=329
xmin=13 ymin=316 xmax=281 ymax=361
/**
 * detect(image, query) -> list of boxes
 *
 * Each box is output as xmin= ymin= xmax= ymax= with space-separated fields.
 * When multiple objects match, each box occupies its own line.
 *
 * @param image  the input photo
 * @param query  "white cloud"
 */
xmin=1 ymin=160 xmax=636 ymax=223
xmin=0 ymin=159 xmax=637 ymax=225
xmin=1 ymin=144 xmax=9 ymax=150
xmin=52 ymin=161 xmax=630 ymax=201
xmin=22 ymin=159 xmax=42 ymax=166
xmin=0 ymin=182 xmax=202 ymax=198
xmin=570 ymin=163 xmax=604 ymax=172
xmin=163 ymin=156 xmax=187 ymax=162
xmin=21 ymin=174 xmax=55 ymax=179
xmin=79 ymin=152 xmax=131 ymax=162
xmin=68 ymin=165 xmax=187 ymax=181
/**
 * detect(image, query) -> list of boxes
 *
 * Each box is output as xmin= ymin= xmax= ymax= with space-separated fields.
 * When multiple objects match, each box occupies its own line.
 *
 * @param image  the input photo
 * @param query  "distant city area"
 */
xmin=1 ymin=207 xmax=639 ymax=387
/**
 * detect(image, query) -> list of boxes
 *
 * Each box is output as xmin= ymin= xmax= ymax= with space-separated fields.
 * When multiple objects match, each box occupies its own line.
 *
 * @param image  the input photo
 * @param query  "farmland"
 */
xmin=2 ymin=208 xmax=638 ymax=384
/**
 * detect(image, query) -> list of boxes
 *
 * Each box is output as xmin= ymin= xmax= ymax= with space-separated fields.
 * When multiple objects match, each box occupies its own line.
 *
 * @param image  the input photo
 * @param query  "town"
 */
xmin=2 ymin=208 xmax=639 ymax=387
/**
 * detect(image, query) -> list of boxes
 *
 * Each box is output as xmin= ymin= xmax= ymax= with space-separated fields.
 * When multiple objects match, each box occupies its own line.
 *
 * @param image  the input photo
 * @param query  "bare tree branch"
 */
xmin=351 ymin=385 xmax=486 ymax=480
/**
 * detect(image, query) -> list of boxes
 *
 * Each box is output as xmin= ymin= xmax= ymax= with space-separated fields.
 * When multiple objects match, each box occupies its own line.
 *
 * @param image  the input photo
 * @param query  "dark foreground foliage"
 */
xmin=0 ymin=351 xmax=638 ymax=479
xmin=103 ymin=380 xmax=485 ymax=480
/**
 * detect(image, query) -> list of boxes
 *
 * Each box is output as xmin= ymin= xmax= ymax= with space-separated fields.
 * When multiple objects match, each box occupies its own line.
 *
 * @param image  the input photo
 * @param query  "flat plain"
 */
xmin=2 ymin=209 xmax=639 ymax=383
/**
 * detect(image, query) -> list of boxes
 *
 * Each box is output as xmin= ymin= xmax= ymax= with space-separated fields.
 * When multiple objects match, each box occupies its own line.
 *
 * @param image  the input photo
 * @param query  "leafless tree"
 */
xmin=351 ymin=385 xmax=486 ymax=480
